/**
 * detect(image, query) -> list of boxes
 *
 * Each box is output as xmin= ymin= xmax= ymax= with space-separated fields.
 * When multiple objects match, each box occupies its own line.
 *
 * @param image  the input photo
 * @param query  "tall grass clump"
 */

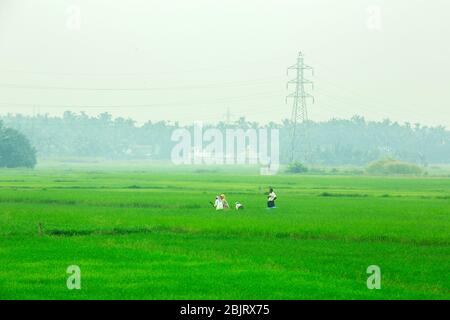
xmin=366 ymin=158 xmax=423 ymax=175
xmin=286 ymin=161 xmax=309 ymax=174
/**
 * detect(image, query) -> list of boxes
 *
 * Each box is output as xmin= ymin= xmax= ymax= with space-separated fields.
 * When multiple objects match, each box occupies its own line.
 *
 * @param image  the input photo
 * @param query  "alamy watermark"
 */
xmin=170 ymin=123 xmax=280 ymax=175
xmin=366 ymin=5 xmax=382 ymax=31
xmin=66 ymin=5 xmax=81 ymax=31
xmin=66 ymin=265 xmax=81 ymax=290
xmin=366 ymin=265 xmax=381 ymax=289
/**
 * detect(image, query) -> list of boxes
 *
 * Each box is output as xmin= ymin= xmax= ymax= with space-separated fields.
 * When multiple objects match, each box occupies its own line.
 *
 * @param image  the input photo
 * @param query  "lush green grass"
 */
xmin=0 ymin=166 xmax=449 ymax=299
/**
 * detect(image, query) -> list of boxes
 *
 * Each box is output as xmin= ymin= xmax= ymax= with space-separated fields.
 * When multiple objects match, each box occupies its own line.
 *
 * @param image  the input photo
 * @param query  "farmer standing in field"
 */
xmin=267 ymin=187 xmax=277 ymax=209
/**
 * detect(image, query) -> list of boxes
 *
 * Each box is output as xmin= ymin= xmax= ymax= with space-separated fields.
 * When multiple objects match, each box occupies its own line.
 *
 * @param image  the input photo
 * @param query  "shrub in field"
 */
xmin=286 ymin=161 xmax=309 ymax=174
xmin=366 ymin=158 xmax=423 ymax=175
xmin=0 ymin=121 xmax=37 ymax=168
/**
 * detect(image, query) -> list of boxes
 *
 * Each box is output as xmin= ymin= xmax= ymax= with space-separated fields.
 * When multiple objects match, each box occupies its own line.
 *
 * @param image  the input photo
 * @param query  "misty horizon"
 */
xmin=0 ymin=0 xmax=449 ymax=127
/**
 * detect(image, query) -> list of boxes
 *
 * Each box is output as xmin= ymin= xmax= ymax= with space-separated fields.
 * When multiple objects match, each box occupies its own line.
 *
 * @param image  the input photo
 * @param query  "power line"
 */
xmin=0 ymin=91 xmax=283 ymax=109
xmin=312 ymin=61 xmax=436 ymax=122
xmin=0 ymin=56 xmax=292 ymax=78
xmin=0 ymin=77 xmax=284 ymax=92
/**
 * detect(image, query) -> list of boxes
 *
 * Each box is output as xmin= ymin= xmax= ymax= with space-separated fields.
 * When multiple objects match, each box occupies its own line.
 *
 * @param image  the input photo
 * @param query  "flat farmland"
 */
xmin=0 ymin=168 xmax=448 ymax=299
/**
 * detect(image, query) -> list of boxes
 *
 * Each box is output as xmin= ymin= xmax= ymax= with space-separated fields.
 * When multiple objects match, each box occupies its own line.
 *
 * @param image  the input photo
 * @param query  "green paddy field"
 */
xmin=0 ymin=164 xmax=449 ymax=299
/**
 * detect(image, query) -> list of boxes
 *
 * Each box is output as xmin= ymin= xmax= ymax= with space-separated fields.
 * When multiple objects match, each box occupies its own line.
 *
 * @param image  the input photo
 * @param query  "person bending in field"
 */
xmin=267 ymin=187 xmax=277 ymax=209
xmin=220 ymin=194 xmax=229 ymax=209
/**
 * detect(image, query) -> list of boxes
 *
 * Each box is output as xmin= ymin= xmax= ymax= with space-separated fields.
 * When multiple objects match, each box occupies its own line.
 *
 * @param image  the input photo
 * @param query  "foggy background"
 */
xmin=0 ymin=0 xmax=449 ymax=127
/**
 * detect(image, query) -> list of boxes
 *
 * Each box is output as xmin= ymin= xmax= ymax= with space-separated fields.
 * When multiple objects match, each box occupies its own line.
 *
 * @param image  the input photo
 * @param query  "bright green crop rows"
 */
xmin=0 ymin=167 xmax=449 ymax=299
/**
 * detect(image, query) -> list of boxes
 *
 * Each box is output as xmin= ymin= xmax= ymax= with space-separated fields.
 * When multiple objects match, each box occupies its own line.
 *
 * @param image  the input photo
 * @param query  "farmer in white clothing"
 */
xmin=214 ymin=196 xmax=224 ymax=210
xmin=267 ymin=187 xmax=277 ymax=209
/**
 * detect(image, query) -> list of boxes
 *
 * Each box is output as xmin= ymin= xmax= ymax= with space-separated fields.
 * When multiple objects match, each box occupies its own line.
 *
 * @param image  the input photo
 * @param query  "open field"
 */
xmin=0 ymin=165 xmax=449 ymax=299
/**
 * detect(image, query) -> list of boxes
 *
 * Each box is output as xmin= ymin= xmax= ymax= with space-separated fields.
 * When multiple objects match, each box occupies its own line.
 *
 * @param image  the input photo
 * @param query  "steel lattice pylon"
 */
xmin=287 ymin=52 xmax=314 ymax=163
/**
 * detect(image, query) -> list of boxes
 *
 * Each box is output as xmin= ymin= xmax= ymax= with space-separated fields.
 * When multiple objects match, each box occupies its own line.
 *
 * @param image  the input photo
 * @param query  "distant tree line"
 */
xmin=1 ymin=112 xmax=449 ymax=166
xmin=0 ymin=121 xmax=36 ymax=168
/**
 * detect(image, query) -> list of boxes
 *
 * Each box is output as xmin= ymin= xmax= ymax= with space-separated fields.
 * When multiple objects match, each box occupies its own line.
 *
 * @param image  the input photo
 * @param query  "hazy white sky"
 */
xmin=0 ymin=0 xmax=449 ymax=127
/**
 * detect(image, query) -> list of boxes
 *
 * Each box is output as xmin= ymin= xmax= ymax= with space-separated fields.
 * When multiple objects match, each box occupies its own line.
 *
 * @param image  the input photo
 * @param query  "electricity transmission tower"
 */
xmin=286 ymin=51 xmax=314 ymax=163
xmin=223 ymin=107 xmax=235 ymax=124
